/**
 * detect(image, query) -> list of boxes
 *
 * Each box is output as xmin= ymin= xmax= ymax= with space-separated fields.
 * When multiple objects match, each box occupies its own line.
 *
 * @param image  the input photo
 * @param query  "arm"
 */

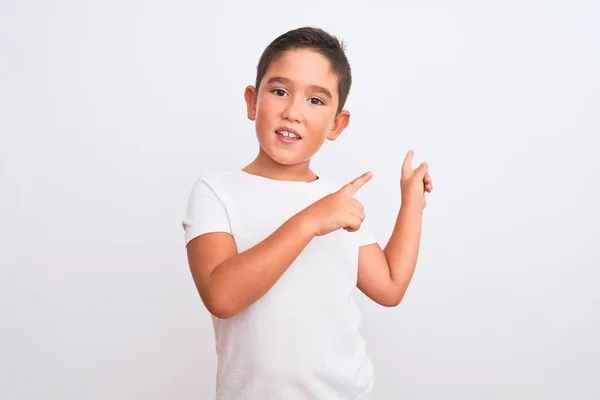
xmin=357 ymin=205 xmax=424 ymax=306
xmin=186 ymin=213 xmax=313 ymax=319
xmin=186 ymin=172 xmax=374 ymax=319
xmin=357 ymin=150 xmax=433 ymax=306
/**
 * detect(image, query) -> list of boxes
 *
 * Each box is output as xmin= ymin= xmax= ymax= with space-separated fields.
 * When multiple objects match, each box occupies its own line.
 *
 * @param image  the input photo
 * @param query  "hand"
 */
xmin=300 ymin=171 xmax=373 ymax=237
xmin=401 ymin=150 xmax=433 ymax=209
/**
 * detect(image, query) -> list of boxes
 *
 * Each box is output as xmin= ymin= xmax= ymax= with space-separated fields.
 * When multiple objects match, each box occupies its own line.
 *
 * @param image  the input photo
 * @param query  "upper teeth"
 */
xmin=277 ymin=130 xmax=300 ymax=139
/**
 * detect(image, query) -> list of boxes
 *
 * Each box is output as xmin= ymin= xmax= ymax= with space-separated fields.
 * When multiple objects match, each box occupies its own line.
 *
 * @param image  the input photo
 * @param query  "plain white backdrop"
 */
xmin=1 ymin=0 xmax=599 ymax=399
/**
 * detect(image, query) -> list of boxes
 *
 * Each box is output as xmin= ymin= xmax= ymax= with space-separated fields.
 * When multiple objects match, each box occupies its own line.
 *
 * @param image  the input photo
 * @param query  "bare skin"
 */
xmin=186 ymin=172 xmax=374 ymax=319
xmin=186 ymin=49 xmax=433 ymax=318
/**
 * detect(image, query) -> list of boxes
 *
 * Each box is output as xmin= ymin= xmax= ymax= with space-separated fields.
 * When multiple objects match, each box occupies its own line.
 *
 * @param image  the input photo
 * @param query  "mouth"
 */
xmin=275 ymin=128 xmax=302 ymax=140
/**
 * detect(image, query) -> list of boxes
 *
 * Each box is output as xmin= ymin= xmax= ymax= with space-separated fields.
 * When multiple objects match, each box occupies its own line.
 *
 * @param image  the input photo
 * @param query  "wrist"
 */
xmin=400 ymin=201 xmax=424 ymax=215
xmin=290 ymin=210 xmax=318 ymax=239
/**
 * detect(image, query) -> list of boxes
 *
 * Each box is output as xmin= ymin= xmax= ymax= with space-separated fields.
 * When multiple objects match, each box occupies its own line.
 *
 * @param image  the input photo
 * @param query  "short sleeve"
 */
xmin=182 ymin=179 xmax=232 ymax=246
xmin=358 ymin=217 xmax=378 ymax=246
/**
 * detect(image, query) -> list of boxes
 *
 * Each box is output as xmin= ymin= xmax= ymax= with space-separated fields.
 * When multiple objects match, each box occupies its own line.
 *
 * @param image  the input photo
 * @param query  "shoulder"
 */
xmin=183 ymin=172 xmax=246 ymax=210
xmin=192 ymin=171 xmax=239 ymax=185
xmin=189 ymin=171 xmax=243 ymax=193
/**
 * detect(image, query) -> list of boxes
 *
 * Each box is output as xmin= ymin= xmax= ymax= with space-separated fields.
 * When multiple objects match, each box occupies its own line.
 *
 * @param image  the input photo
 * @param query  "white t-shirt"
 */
xmin=182 ymin=170 xmax=378 ymax=400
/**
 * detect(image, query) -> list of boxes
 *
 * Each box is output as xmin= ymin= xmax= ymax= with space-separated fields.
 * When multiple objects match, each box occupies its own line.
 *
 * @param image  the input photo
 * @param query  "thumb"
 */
xmin=341 ymin=171 xmax=373 ymax=195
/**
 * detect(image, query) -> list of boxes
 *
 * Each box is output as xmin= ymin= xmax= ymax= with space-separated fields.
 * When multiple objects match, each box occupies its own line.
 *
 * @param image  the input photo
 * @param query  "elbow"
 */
xmin=380 ymin=291 xmax=405 ymax=308
xmin=203 ymin=294 xmax=240 ymax=319
xmin=381 ymin=298 xmax=402 ymax=308
xmin=207 ymin=305 xmax=234 ymax=319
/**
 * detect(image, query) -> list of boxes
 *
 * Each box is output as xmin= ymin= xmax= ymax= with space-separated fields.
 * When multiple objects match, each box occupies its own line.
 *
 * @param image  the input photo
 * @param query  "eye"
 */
xmin=308 ymin=97 xmax=325 ymax=106
xmin=271 ymin=88 xmax=288 ymax=97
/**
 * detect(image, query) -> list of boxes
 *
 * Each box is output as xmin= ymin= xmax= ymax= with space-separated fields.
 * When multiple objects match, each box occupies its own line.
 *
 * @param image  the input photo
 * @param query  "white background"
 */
xmin=2 ymin=0 xmax=599 ymax=399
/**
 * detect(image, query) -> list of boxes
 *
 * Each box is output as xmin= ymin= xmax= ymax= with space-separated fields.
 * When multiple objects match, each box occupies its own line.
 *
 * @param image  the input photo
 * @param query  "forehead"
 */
xmin=262 ymin=49 xmax=338 ymax=96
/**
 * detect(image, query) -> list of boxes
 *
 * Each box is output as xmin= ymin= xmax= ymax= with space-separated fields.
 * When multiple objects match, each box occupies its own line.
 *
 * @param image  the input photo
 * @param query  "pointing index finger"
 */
xmin=342 ymin=171 xmax=373 ymax=195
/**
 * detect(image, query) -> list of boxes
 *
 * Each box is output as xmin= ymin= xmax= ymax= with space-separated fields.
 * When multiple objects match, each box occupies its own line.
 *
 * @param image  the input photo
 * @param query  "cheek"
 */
xmin=257 ymin=90 xmax=276 ymax=110
xmin=307 ymin=112 xmax=334 ymax=134
xmin=256 ymin=96 xmax=278 ymax=122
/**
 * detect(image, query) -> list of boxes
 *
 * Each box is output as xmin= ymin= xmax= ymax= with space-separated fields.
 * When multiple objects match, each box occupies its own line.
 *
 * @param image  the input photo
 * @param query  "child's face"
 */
xmin=245 ymin=49 xmax=350 ymax=167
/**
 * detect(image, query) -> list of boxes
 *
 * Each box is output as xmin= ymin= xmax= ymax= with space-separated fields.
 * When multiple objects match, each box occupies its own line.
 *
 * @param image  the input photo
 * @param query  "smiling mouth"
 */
xmin=275 ymin=130 xmax=302 ymax=140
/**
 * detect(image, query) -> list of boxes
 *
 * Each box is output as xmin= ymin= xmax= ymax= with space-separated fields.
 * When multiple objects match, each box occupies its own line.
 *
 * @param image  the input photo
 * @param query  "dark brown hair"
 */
xmin=255 ymin=27 xmax=352 ymax=114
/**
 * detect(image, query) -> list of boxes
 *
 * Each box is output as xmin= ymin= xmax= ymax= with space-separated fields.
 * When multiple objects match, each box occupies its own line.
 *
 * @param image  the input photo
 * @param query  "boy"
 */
xmin=183 ymin=27 xmax=433 ymax=400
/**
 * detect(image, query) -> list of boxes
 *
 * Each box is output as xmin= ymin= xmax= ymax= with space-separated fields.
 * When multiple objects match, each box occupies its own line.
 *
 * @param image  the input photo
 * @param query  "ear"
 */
xmin=244 ymin=85 xmax=257 ymax=121
xmin=326 ymin=110 xmax=351 ymax=141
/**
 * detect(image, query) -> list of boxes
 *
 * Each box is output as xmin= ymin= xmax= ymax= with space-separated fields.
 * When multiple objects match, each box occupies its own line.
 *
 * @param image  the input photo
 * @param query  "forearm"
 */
xmin=383 ymin=203 xmax=424 ymax=294
xmin=207 ymin=213 xmax=314 ymax=318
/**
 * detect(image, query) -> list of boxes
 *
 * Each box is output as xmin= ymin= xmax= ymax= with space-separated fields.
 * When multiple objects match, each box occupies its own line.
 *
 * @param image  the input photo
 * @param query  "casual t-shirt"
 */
xmin=182 ymin=170 xmax=378 ymax=400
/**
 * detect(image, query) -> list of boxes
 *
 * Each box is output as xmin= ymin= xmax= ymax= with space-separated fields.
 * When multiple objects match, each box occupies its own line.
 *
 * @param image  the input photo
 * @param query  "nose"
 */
xmin=280 ymin=96 xmax=303 ymax=123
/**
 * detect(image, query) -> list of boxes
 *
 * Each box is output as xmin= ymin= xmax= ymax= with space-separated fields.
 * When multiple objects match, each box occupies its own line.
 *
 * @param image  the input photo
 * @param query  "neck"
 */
xmin=243 ymin=147 xmax=318 ymax=183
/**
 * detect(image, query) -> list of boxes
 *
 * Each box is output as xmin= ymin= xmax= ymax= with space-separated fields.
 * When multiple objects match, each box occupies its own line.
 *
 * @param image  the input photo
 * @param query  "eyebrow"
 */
xmin=266 ymin=76 xmax=333 ymax=100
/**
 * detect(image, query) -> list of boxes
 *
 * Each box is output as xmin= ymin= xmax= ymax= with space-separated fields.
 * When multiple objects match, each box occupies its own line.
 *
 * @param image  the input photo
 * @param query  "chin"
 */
xmin=270 ymin=153 xmax=308 ymax=166
xmin=262 ymin=147 xmax=311 ymax=166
